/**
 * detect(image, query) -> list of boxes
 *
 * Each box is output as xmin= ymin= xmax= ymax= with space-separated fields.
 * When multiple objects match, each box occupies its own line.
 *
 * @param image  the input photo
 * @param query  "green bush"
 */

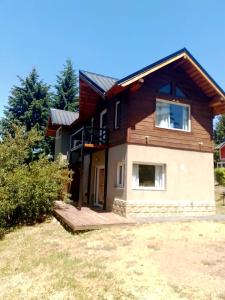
xmin=215 ymin=168 xmax=225 ymax=186
xmin=0 ymin=126 xmax=71 ymax=234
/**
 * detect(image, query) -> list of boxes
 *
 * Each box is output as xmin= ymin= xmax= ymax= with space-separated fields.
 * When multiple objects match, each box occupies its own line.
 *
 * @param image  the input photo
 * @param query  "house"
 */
xmin=47 ymin=48 xmax=225 ymax=218
xmin=46 ymin=108 xmax=79 ymax=159
xmin=215 ymin=142 xmax=225 ymax=168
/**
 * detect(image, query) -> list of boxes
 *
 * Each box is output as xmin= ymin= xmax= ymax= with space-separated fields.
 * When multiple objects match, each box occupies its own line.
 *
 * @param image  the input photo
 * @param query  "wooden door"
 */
xmin=97 ymin=168 xmax=105 ymax=206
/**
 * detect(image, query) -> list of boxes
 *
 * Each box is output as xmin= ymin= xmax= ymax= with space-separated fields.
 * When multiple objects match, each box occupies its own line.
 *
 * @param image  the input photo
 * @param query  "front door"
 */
xmin=95 ymin=167 xmax=105 ymax=206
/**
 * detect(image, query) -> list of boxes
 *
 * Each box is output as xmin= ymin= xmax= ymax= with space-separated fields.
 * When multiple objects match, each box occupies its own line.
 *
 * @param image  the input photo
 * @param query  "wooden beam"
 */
xmin=186 ymin=56 xmax=225 ymax=99
xmin=87 ymin=153 xmax=92 ymax=205
xmin=209 ymin=96 xmax=225 ymax=108
xmin=120 ymin=53 xmax=185 ymax=87
xmin=129 ymin=79 xmax=144 ymax=93
xmin=103 ymin=148 xmax=109 ymax=211
xmin=84 ymin=143 xmax=108 ymax=149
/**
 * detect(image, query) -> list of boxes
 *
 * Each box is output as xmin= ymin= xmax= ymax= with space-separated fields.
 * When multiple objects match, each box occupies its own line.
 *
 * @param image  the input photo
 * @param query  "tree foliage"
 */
xmin=0 ymin=68 xmax=54 ymax=155
xmin=54 ymin=59 xmax=79 ymax=111
xmin=215 ymin=168 xmax=225 ymax=186
xmin=0 ymin=126 xmax=71 ymax=238
xmin=214 ymin=115 xmax=225 ymax=145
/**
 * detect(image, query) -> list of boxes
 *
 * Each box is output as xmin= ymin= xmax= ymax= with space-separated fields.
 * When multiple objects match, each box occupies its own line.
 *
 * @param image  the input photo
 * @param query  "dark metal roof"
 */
xmin=50 ymin=108 xmax=79 ymax=126
xmin=80 ymin=70 xmax=118 ymax=94
xmin=80 ymin=48 xmax=225 ymax=99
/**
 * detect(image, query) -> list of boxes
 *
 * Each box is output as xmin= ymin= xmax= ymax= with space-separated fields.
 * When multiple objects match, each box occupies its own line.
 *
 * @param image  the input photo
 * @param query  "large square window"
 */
xmin=156 ymin=99 xmax=190 ymax=131
xmin=132 ymin=163 xmax=165 ymax=189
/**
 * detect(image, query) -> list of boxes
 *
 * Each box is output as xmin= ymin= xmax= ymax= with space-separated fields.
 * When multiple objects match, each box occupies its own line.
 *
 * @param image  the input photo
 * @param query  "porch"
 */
xmin=69 ymin=125 xmax=109 ymax=209
xmin=54 ymin=201 xmax=135 ymax=232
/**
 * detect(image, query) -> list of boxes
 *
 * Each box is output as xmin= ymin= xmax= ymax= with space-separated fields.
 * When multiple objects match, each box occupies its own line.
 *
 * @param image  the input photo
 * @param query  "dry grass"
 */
xmin=1 ymin=219 xmax=225 ymax=300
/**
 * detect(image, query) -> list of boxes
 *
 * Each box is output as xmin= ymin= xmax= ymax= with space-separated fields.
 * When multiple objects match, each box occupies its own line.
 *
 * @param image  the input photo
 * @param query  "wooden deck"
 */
xmin=54 ymin=201 xmax=135 ymax=232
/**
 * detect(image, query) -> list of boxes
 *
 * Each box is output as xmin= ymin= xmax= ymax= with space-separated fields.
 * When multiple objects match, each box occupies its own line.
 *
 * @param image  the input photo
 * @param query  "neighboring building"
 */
xmin=47 ymin=48 xmax=225 ymax=218
xmin=216 ymin=142 xmax=225 ymax=168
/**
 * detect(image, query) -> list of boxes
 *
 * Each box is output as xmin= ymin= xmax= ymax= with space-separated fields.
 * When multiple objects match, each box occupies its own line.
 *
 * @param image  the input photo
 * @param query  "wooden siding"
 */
xmin=125 ymin=65 xmax=214 ymax=153
xmin=79 ymin=79 xmax=102 ymax=121
xmin=107 ymin=94 xmax=128 ymax=145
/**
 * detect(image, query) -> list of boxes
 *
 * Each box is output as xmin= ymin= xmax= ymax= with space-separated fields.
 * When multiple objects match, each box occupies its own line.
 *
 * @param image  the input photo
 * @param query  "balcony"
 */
xmin=70 ymin=126 xmax=109 ymax=152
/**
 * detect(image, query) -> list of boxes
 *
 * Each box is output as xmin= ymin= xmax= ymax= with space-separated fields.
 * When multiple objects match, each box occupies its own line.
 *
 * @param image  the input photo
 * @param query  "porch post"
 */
xmin=103 ymin=148 xmax=109 ymax=210
xmin=87 ymin=152 xmax=92 ymax=205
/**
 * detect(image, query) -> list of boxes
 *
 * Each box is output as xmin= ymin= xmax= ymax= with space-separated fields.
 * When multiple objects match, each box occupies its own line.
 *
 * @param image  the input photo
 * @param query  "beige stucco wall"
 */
xmin=80 ymin=144 xmax=215 ymax=218
xmin=107 ymin=144 xmax=127 ymax=211
xmin=125 ymin=144 xmax=215 ymax=217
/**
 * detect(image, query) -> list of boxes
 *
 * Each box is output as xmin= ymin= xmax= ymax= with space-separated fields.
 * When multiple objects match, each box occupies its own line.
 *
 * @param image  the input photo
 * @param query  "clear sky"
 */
xmin=0 ymin=0 xmax=225 ymax=118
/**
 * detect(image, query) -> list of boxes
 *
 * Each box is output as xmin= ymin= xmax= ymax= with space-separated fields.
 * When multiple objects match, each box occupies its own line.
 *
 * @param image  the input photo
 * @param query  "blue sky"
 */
xmin=0 ymin=0 xmax=225 ymax=118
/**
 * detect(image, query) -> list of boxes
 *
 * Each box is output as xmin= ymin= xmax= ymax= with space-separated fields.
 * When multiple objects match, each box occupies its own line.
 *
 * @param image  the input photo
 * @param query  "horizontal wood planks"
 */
xmin=126 ymin=66 xmax=214 ymax=152
xmin=79 ymin=79 xmax=102 ymax=121
xmin=54 ymin=201 xmax=135 ymax=231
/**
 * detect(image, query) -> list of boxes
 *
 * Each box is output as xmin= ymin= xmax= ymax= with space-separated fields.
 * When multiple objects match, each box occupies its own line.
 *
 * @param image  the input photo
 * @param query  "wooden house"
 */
xmin=47 ymin=48 xmax=225 ymax=218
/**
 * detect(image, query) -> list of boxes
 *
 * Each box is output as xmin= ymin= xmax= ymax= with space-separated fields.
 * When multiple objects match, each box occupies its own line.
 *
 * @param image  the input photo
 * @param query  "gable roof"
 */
xmin=50 ymin=108 xmax=79 ymax=126
xmin=116 ymin=48 xmax=225 ymax=100
xmin=80 ymin=70 xmax=118 ymax=94
xmin=79 ymin=48 xmax=225 ymax=116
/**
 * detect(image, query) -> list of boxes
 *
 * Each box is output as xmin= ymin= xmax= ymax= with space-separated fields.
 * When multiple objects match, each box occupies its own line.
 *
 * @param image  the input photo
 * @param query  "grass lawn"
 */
xmin=1 ymin=219 xmax=225 ymax=300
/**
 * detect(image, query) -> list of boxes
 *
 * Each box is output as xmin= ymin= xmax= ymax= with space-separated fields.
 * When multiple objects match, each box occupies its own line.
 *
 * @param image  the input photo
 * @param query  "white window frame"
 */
xmin=132 ymin=162 xmax=166 ymax=191
xmin=114 ymin=100 xmax=120 ymax=129
xmin=116 ymin=162 xmax=124 ymax=188
xmin=155 ymin=98 xmax=191 ymax=132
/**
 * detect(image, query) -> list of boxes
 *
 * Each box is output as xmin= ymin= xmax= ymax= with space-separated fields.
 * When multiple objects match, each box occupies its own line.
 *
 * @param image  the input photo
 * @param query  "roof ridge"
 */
xmin=50 ymin=108 xmax=79 ymax=114
xmin=80 ymin=70 xmax=118 ymax=81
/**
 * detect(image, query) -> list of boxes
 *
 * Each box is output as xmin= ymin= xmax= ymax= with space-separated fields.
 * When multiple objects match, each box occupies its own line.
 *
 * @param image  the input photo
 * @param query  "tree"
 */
xmin=214 ymin=115 xmax=225 ymax=145
xmin=0 ymin=126 xmax=71 ymax=237
xmin=0 ymin=68 xmax=54 ymax=155
xmin=54 ymin=59 xmax=79 ymax=111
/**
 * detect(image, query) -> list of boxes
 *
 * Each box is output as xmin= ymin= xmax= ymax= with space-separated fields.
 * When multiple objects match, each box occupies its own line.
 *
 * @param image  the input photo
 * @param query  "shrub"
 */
xmin=215 ymin=168 xmax=225 ymax=186
xmin=0 ymin=126 xmax=71 ymax=234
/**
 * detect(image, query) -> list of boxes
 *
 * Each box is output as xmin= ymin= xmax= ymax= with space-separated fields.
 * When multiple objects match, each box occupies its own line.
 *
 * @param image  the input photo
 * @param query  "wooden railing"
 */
xmin=70 ymin=126 xmax=109 ymax=151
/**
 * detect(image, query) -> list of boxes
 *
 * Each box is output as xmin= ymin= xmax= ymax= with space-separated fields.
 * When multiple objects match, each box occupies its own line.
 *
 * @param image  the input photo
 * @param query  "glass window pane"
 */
xmin=159 ymin=83 xmax=171 ymax=94
xmin=119 ymin=165 xmax=123 ymax=185
xmin=139 ymin=165 xmax=155 ymax=187
xmin=169 ymin=104 xmax=188 ymax=130
xmin=156 ymin=100 xmax=189 ymax=131
xmin=175 ymin=87 xmax=186 ymax=98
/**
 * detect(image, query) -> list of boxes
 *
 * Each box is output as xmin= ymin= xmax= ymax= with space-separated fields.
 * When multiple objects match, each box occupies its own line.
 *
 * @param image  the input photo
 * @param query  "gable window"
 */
xmin=114 ymin=100 xmax=121 ymax=129
xmin=117 ymin=162 xmax=124 ymax=188
xmin=158 ymin=82 xmax=187 ymax=98
xmin=156 ymin=99 xmax=190 ymax=131
xmin=159 ymin=83 xmax=172 ymax=95
xmin=132 ymin=163 xmax=165 ymax=189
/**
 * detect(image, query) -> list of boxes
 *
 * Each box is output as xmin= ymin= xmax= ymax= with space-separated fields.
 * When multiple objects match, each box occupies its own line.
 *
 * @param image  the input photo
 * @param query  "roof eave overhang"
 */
xmin=112 ymin=49 xmax=225 ymax=113
xmin=79 ymin=71 xmax=106 ymax=98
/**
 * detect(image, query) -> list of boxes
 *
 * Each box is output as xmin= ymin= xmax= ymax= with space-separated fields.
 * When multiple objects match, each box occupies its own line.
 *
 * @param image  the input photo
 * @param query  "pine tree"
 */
xmin=0 ymin=68 xmax=54 ymax=154
xmin=54 ymin=59 xmax=79 ymax=111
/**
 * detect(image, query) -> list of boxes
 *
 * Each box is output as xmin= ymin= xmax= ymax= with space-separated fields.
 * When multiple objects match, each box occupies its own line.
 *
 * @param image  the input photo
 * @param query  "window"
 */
xmin=175 ymin=86 xmax=186 ymax=98
xmin=132 ymin=163 xmax=165 ymax=189
xmin=156 ymin=99 xmax=190 ymax=131
xmin=158 ymin=82 xmax=187 ymax=98
xmin=159 ymin=83 xmax=172 ymax=94
xmin=114 ymin=100 xmax=121 ymax=129
xmin=117 ymin=162 xmax=124 ymax=188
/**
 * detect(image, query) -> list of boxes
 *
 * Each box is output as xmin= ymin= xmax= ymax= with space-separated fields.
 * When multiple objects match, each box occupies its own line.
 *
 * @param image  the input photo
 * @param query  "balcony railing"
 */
xmin=70 ymin=126 xmax=109 ymax=151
